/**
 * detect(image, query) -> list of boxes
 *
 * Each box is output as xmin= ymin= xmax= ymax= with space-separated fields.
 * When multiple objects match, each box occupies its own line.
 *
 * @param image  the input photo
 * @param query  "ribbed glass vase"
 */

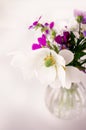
xmin=45 ymin=82 xmax=86 ymax=119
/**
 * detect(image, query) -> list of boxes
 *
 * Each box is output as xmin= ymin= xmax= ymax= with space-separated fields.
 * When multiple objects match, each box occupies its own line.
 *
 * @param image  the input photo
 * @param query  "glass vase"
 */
xmin=45 ymin=82 xmax=86 ymax=119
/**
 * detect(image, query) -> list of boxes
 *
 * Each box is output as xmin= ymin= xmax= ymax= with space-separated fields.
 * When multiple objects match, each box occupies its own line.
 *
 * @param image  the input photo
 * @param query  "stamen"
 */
xmin=44 ymin=54 xmax=56 ymax=67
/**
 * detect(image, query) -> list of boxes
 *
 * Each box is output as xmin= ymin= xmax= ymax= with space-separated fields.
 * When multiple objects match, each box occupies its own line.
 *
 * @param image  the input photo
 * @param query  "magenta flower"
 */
xmin=28 ymin=16 xmax=42 ymax=29
xmin=32 ymin=34 xmax=46 ymax=50
xmin=74 ymin=9 xmax=86 ymax=24
xmin=32 ymin=44 xmax=41 ymax=50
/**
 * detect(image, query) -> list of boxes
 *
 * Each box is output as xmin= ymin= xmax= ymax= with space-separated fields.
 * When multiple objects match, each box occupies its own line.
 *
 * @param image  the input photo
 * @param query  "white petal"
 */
xmin=35 ymin=65 xmax=56 ymax=85
xmin=33 ymin=48 xmax=51 ymax=58
xmin=33 ymin=48 xmax=66 ymax=86
xmin=65 ymin=73 xmax=72 ymax=89
xmin=32 ymin=48 xmax=66 ymax=68
xmin=50 ymin=79 xmax=61 ymax=88
xmin=10 ymin=51 xmax=29 ymax=68
xmin=35 ymin=48 xmax=65 ymax=66
xmin=10 ymin=51 xmax=35 ymax=79
xmin=49 ymin=50 xmax=65 ymax=66
xmin=57 ymin=66 xmax=66 ymax=87
xmin=79 ymin=71 xmax=86 ymax=87
xmin=59 ymin=49 xmax=74 ymax=65
xmin=32 ymin=48 xmax=66 ymax=85
xmin=66 ymin=66 xmax=82 ymax=86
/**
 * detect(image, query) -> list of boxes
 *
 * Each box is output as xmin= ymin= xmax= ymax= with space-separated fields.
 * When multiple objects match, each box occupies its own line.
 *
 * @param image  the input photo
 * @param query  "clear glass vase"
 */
xmin=45 ymin=82 xmax=86 ymax=119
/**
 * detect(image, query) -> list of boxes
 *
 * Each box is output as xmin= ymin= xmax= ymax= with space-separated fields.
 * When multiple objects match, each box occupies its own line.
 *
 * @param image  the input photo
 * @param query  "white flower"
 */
xmin=11 ymin=48 xmax=86 ymax=89
xmin=59 ymin=49 xmax=85 ymax=89
xmin=10 ymin=50 xmax=35 ymax=79
xmin=11 ymin=48 xmax=66 ymax=86
xmin=33 ymin=48 xmax=66 ymax=86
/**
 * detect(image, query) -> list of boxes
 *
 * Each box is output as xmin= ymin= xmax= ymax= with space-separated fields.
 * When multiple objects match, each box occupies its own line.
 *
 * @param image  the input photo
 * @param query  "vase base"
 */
xmin=45 ymin=83 xmax=86 ymax=120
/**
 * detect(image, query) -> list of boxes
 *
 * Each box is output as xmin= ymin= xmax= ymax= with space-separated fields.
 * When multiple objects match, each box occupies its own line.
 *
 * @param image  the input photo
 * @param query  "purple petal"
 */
xmin=44 ymin=22 xmax=49 ymax=26
xmin=49 ymin=22 xmax=54 ymax=29
xmin=42 ymin=34 xmax=46 ymax=39
xmin=74 ymin=9 xmax=83 ymax=17
xmin=63 ymin=31 xmax=70 ymax=43
xmin=82 ymin=16 xmax=86 ymax=24
xmin=38 ymin=16 xmax=42 ymax=21
xmin=33 ymin=16 xmax=42 ymax=25
xmin=32 ymin=44 xmax=41 ymax=50
xmin=63 ymin=31 xmax=70 ymax=38
xmin=38 ymin=37 xmax=46 ymax=46
xmin=82 ymin=11 xmax=86 ymax=17
xmin=55 ymin=35 xmax=63 ymax=44
xmin=28 ymin=25 xmax=33 ymax=29
xmin=83 ymin=31 xmax=86 ymax=36
xmin=28 ymin=16 xmax=42 ymax=29
xmin=45 ymin=29 xmax=49 ymax=34
xmin=33 ymin=21 xmax=38 ymax=26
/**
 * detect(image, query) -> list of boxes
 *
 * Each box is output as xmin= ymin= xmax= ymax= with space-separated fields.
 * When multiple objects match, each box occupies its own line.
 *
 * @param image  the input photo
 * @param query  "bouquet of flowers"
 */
xmin=27 ymin=9 xmax=86 ymax=88
xmin=11 ymin=9 xmax=86 ymax=119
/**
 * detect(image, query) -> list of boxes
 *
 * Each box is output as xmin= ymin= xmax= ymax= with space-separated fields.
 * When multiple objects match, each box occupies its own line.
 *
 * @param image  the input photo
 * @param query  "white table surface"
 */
xmin=0 ymin=0 xmax=86 ymax=129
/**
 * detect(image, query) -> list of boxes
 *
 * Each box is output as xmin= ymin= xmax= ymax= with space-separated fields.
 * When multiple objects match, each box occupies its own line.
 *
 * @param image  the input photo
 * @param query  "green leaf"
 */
xmin=74 ymin=51 xmax=86 ymax=60
xmin=52 ymin=44 xmax=59 ymax=53
xmin=51 ymin=29 xmax=56 ymax=37
xmin=47 ymin=41 xmax=53 ymax=49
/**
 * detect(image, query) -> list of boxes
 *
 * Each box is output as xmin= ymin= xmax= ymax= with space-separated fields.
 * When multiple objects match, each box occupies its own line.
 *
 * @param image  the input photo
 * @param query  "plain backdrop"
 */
xmin=0 ymin=0 xmax=86 ymax=129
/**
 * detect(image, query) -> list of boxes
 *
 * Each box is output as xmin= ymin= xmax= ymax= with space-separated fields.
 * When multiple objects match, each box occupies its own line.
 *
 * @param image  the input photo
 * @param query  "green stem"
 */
xmin=79 ymin=23 xmax=81 ymax=35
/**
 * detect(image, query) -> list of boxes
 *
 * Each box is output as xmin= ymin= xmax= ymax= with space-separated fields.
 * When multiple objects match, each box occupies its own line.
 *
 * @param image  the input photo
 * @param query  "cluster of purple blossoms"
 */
xmin=28 ymin=17 xmax=55 ymax=50
xmin=28 ymin=9 xmax=86 ymax=51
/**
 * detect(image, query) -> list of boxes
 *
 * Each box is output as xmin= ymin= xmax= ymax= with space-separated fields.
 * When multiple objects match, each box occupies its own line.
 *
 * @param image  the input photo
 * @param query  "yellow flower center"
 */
xmin=44 ymin=54 xmax=56 ymax=67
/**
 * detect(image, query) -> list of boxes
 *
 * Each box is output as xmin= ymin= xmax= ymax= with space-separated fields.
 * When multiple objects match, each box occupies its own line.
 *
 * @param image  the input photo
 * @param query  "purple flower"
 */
xmin=83 ymin=31 xmax=86 ymax=37
xmin=74 ymin=9 xmax=86 ymax=24
xmin=32 ymin=34 xmax=46 ymax=50
xmin=55 ymin=31 xmax=70 ymax=45
xmin=82 ymin=16 xmax=86 ymax=24
xmin=63 ymin=31 xmax=70 ymax=43
xmin=55 ymin=35 xmax=63 ymax=44
xmin=28 ymin=16 xmax=42 ymax=29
